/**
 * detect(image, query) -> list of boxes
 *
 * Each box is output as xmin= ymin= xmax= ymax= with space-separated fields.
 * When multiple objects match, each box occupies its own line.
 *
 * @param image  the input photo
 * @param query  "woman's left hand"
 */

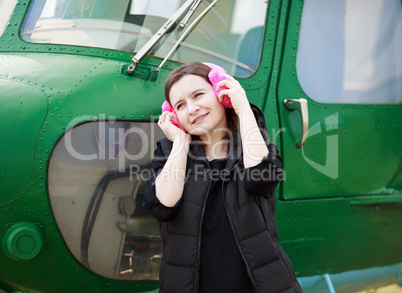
xmin=216 ymin=74 xmax=251 ymax=115
xmin=217 ymin=74 xmax=269 ymax=167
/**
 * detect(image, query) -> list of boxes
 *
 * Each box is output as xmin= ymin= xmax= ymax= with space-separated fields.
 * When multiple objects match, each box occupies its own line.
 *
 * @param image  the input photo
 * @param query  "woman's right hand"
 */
xmin=158 ymin=111 xmax=191 ymax=144
xmin=155 ymin=112 xmax=190 ymax=207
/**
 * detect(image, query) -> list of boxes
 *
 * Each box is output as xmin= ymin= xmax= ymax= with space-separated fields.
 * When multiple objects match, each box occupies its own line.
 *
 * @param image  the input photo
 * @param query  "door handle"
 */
xmin=284 ymin=98 xmax=308 ymax=148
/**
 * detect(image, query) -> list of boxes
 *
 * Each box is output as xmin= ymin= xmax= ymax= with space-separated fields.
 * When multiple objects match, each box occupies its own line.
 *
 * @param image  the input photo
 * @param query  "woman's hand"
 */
xmin=217 ymin=74 xmax=269 ymax=167
xmin=156 ymin=112 xmax=190 ymax=208
xmin=158 ymin=111 xmax=191 ymax=144
xmin=216 ymin=74 xmax=251 ymax=115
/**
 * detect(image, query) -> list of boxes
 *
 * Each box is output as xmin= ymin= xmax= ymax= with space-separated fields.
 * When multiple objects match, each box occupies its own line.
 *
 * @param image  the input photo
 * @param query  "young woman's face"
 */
xmin=169 ymin=74 xmax=227 ymax=138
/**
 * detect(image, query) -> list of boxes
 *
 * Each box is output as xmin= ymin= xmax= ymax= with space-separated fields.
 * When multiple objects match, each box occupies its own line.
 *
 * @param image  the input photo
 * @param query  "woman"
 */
xmin=144 ymin=62 xmax=302 ymax=293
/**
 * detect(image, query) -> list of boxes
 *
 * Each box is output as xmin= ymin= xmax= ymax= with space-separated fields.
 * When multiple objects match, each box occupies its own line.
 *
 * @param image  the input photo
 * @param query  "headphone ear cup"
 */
xmin=170 ymin=117 xmax=187 ymax=132
xmin=207 ymin=68 xmax=233 ymax=108
xmin=161 ymin=101 xmax=174 ymax=112
xmin=161 ymin=101 xmax=187 ymax=132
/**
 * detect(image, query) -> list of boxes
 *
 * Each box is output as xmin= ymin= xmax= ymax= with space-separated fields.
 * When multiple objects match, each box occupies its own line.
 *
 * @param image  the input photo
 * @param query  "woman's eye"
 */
xmin=195 ymin=92 xmax=203 ymax=98
xmin=177 ymin=103 xmax=183 ymax=110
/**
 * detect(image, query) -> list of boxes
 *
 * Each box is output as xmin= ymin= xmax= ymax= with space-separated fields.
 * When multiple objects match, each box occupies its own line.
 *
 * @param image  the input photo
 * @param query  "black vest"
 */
xmin=147 ymin=105 xmax=303 ymax=293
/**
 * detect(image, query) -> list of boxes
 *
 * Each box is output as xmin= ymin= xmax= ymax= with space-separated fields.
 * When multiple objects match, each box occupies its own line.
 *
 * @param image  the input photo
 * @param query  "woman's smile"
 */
xmin=192 ymin=113 xmax=209 ymax=124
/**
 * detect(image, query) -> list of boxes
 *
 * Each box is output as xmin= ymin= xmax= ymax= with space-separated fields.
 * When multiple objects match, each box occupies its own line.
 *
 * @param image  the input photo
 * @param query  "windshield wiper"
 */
xmin=127 ymin=0 xmax=196 ymax=75
xmin=179 ymin=0 xmax=202 ymax=29
xmin=156 ymin=0 xmax=219 ymax=71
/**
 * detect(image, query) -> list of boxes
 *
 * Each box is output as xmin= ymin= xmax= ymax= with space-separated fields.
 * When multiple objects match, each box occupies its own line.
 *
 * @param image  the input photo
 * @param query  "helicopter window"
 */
xmin=20 ymin=0 xmax=268 ymax=78
xmin=48 ymin=120 xmax=165 ymax=281
xmin=0 ymin=0 xmax=18 ymax=36
xmin=297 ymin=0 xmax=402 ymax=103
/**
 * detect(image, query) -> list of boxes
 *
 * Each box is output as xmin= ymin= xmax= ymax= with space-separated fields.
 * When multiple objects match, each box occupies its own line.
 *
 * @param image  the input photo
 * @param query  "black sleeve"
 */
xmin=243 ymin=142 xmax=283 ymax=196
xmin=143 ymin=140 xmax=183 ymax=222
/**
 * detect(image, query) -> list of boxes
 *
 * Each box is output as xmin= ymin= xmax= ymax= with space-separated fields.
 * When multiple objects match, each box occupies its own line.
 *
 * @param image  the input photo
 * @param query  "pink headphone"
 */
xmin=203 ymin=62 xmax=232 ymax=108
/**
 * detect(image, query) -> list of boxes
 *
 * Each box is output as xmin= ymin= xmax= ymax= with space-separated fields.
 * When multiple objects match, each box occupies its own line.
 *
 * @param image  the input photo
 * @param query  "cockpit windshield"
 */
xmin=21 ymin=0 xmax=268 ymax=77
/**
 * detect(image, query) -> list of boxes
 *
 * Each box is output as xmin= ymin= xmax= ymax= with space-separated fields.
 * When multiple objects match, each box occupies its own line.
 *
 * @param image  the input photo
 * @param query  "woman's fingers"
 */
xmin=223 ymin=73 xmax=237 ymax=83
xmin=158 ymin=111 xmax=170 ymax=130
xmin=159 ymin=111 xmax=176 ymax=125
xmin=216 ymin=79 xmax=229 ymax=91
xmin=217 ymin=89 xmax=230 ymax=101
xmin=158 ymin=112 xmax=187 ymax=142
xmin=166 ymin=112 xmax=177 ymax=121
xmin=215 ymin=74 xmax=249 ymax=114
xmin=158 ymin=112 xmax=180 ymax=136
xmin=216 ymin=74 xmax=240 ymax=91
xmin=160 ymin=110 xmax=171 ymax=120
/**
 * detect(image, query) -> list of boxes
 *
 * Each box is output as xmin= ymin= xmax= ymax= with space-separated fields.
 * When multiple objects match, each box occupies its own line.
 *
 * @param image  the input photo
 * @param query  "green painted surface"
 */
xmin=0 ymin=0 xmax=400 ymax=292
xmin=0 ymin=79 xmax=47 ymax=204
xmin=2 ymin=222 xmax=43 ymax=261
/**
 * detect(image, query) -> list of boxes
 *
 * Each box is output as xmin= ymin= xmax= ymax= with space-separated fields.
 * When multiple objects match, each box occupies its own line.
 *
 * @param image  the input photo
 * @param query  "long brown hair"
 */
xmin=165 ymin=62 xmax=239 ymax=133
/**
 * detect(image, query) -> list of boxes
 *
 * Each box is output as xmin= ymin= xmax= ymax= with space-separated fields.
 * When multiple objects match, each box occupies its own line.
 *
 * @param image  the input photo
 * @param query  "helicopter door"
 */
xmin=277 ymin=0 xmax=402 ymax=200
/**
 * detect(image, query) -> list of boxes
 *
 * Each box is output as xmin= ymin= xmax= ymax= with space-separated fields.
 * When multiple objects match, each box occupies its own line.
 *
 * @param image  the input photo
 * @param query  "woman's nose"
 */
xmin=187 ymin=101 xmax=200 ymax=114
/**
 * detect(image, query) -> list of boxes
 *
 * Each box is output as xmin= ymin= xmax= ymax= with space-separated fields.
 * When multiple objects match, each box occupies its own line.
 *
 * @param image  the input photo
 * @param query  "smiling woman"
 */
xmin=143 ymin=62 xmax=302 ymax=293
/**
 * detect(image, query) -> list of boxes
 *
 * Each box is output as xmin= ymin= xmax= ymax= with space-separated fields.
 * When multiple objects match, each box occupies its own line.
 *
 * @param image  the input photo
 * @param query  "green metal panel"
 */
xmin=272 ymin=0 xmax=402 ymax=277
xmin=0 ymin=53 xmax=165 ymax=293
xmin=0 ymin=78 xmax=47 ymax=204
xmin=277 ymin=0 xmax=401 ymax=200
xmin=0 ymin=2 xmax=170 ymax=290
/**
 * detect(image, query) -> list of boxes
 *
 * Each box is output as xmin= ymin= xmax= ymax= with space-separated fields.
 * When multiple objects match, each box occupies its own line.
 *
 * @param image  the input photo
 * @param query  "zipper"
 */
xmin=221 ymin=169 xmax=260 ymax=293
xmin=193 ymin=164 xmax=212 ymax=293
